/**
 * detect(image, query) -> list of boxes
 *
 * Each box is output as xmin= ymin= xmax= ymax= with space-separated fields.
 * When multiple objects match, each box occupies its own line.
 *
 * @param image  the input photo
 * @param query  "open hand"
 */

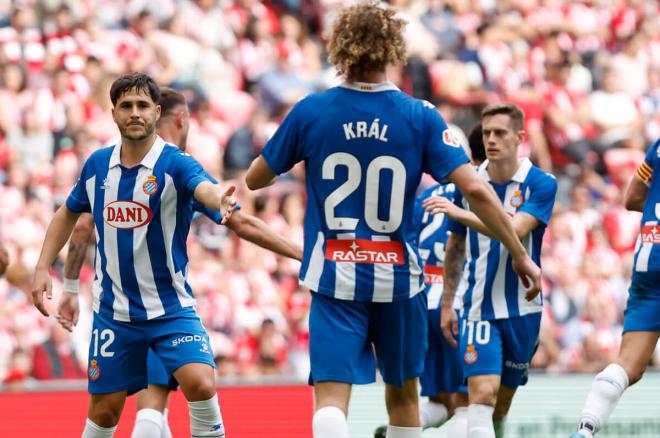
xmin=220 ymin=186 xmax=237 ymax=225
xmin=31 ymin=268 xmax=53 ymax=317
xmin=511 ymin=254 xmax=542 ymax=301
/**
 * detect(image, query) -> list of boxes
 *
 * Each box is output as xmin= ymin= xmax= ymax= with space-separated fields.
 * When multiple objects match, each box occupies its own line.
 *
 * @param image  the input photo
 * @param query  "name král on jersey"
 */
xmin=342 ymin=119 xmax=389 ymax=142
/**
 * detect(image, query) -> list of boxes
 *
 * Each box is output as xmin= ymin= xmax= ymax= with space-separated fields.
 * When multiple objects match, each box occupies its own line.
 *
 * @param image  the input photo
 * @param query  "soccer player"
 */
xmin=424 ymin=103 xmax=557 ymax=438
xmin=31 ymin=73 xmax=235 ymax=438
xmin=374 ymin=124 xmax=486 ymax=438
xmin=244 ymin=4 xmax=542 ymax=438
xmin=58 ymin=87 xmax=304 ymax=438
xmin=570 ymin=137 xmax=660 ymax=438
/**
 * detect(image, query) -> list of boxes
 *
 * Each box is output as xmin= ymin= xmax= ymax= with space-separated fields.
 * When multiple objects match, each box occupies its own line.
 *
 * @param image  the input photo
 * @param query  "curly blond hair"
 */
xmin=327 ymin=1 xmax=407 ymax=81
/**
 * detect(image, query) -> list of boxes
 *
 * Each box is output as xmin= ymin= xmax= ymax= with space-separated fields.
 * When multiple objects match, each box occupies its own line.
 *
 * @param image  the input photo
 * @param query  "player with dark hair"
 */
xmin=58 ymin=86 xmax=303 ymax=437
xmin=245 ymin=4 xmax=542 ymax=437
xmin=32 ymin=73 xmax=236 ymax=438
xmin=425 ymin=103 xmax=557 ymax=438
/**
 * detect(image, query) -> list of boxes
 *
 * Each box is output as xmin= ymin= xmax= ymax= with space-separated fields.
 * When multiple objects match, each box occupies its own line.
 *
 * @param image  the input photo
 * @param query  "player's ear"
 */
xmin=155 ymin=104 xmax=161 ymax=121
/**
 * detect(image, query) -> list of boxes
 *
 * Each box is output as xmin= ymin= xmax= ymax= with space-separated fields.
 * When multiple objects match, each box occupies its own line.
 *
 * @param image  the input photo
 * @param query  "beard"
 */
xmin=119 ymin=122 xmax=156 ymax=141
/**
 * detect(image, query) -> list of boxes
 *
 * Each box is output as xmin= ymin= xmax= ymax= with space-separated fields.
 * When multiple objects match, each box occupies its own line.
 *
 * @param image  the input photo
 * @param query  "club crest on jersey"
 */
xmin=104 ymin=200 xmax=153 ymax=229
xmin=88 ymin=359 xmax=100 ymax=381
xmin=442 ymin=129 xmax=461 ymax=148
xmin=464 ymin=345 xmax=478 ymax=364
xmin=142 ymin=175 xmax=158 ymax=195
xmin=325 ymin=239 xmax=404 ymax=264
xmin=510 ymin=190 xmax=524 ymax=208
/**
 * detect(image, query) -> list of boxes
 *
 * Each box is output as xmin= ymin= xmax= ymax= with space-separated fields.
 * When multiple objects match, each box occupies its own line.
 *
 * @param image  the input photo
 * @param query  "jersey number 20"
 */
xmin=323 ymin=152 xmax=406 ymax=233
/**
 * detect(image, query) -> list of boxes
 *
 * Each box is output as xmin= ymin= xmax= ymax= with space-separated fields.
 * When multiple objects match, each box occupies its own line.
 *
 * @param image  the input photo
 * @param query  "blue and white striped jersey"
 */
xmin=261 ymin=81 xmax=470 ymax=302
xmin=448 ymin=158 xmax=557 ymax=320
xmin=633 ymin=138 xmax=660 ymax=273
xmin=413 ymin=183 xmax=455 ymax=309
xmin=66 ymin=136 xmax=218 ymax=321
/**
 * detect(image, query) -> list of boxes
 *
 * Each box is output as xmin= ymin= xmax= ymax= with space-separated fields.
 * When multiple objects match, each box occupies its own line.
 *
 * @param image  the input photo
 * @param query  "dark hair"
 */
xmin=481 ymin=102 xmax=525 ymax=131
xmin=109 ymin=72 xmax=160 ymax=106
xmin=158 ymin=87 xmax=187 ymax=116
xmin=467 ymin=124 xmax=486 ymax=164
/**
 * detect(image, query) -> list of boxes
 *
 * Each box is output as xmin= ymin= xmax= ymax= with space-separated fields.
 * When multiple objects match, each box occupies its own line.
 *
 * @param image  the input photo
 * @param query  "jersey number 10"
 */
xmin=323 ymin=152 xmax=406 ymax=233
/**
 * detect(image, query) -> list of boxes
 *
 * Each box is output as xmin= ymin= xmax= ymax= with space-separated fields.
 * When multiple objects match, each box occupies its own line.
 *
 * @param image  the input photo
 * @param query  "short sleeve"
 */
xmin=422 ymin=105 xmax=470 ymax=183
xmin=644 ymin=138 xmax=659 ymax=169
xmin=66 ymin=158 xmax=94 ymax=213
xmin=261 ymin=103 xmax=304 ymax=175
xmin=518 ymin=173 xmax=558 ymax=225
xmin=446 ymin=188 xmax=467 ymax=234
xmin=172 ymin=151 xmax=214 ymax=199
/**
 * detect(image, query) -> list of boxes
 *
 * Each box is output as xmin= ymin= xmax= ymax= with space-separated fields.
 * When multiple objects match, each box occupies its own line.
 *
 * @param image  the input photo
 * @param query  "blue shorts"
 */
xmin=623 ymin=271 xmax=660 ymax=333
xmin=147 ymin=349 xmax=178 ymax=390
xmin=87 ymin=309 xmax=215 ymax=395
xmin=309 ymin=292 xmax=427 ymax=388
xmin=420 ymin=308 xmax=467 ymax=396
xmin=458 ymin=313 xmax=541 ymax=389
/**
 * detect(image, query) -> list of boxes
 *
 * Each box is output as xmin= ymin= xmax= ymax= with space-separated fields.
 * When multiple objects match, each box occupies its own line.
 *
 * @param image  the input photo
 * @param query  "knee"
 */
xmin=185 ymin=376 xmax=217 ymax=401
xmin=89 ymin=402 xmax=122 ymax=427
xmin=470 ymin=381 xmax=498 ymax=406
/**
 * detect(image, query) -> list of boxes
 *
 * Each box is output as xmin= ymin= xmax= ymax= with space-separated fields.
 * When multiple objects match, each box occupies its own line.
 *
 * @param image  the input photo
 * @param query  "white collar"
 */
xmin=478 ymin=158 xmax=533 ymax=183
xmin=339 ymin=81 xmax=399 ymax=92
xmin=109 ymin=136 xmax=166 ymax=169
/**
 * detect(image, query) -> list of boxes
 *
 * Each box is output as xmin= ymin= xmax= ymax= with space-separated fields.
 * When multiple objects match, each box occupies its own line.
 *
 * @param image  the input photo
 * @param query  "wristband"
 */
xmin=63 ymin=278 xmax=80 ymax=294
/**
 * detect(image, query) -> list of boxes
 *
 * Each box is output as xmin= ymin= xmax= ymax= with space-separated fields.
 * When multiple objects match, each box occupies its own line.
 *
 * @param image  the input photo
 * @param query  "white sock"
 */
xmin=578 ymin=363 xmax=629 ymax=433
xmin=162 ymin=408 xmax=173 ymax=438
xmin=131 ymin=408 xmax=163 ymax=438
xmin=468 ymin=404 xmax=495 ymax=438
xmin=448 ymin=407 xmax=469 ymax=438
xmin=419 ymin=400 xmax=449 ymax=429
xmin=385 ymin=425 xmax=422 ymax=437
xmin=82 ymin=418 xmax=117 ymax=438
xmin=312 ymin=406 xmax=349 ymax=438
xmin=188 ymin=394 xmax=225 ymax=437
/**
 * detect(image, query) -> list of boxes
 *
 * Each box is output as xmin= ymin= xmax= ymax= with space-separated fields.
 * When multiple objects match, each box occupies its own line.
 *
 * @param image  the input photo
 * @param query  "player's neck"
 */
xmin=487 ymin=157 xmax=520 ymax=184
xmin=120 ymin=132 xmax=157 ymax=168
xmin=348 ymin=71 xmax=387 ymax=84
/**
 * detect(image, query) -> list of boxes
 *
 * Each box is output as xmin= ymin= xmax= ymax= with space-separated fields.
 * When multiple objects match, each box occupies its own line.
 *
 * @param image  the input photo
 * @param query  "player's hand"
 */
xmin=511 ymin=254 xmax=542 ymax=301
xmin=56 ymin=292 xmax=80 ymax=332
xmin=31 ymin=268 xmax=53 ymax=317
xmin=422 ymin=197 xmax=459 ymax=219
xmin=219 ymin=185 xmax=237 ymax=225
xmin=0 ymin=244 xmax=8 ymax=276
xmin=440 ymin=305 xmax=459 ymax=348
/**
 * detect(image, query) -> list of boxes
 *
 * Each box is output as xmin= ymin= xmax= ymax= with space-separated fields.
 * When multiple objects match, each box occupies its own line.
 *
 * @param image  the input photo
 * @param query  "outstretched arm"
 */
xmin=447 ymin=163 xmax=541 ymax=300
xmin=225 ymin=211 xmax=303 ymax=261
xmin=194 ymin=182 xmax=237 ymax=224
xmin=423 ymin=197 xmax=541 ymax=240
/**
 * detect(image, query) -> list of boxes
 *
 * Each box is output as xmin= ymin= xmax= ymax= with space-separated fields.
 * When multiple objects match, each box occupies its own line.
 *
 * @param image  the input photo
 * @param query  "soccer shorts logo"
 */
xmin=143 ymin=175 xmax=159 ymax=195
xmin=464 ymin=345 xmax=478 ymax=364
xmin=88 ymin=359 xmax=101 ymax=381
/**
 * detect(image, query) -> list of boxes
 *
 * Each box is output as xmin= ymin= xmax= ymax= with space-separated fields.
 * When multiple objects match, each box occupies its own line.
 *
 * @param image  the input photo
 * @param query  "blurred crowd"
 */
xmin=0 ymin=0 xmax=658 ymax=387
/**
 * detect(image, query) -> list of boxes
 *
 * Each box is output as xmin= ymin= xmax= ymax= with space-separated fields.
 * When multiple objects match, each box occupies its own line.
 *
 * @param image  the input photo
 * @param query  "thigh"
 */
xmin=459 ymin=317 xmax=503 ymax=379
xmin=500 ymin=313 xmax=542 ymax=388
xmin=623 ymin=271 xmax=660 ymax=333
xmin=149 ymin=310 xmax=216 ymax=378
xmin=372 ymin=292 xmax=428 ymax=387
xmin=147 ymin=348 xmax=178 ymax=390
xmin=88 ymin=312 xmax=149 ymax=395
xmin=309 ymin=292 xmax=375 ymax=385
